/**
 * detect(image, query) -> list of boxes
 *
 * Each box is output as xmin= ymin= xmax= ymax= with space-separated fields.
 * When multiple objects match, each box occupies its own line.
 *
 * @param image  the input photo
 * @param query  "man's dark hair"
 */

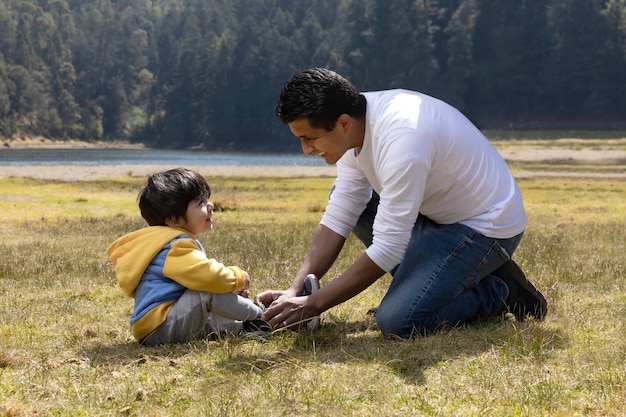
xmin=275 ymin=68 xmax=366 ymax=131
xmin=138 ymin=168 xmax=211 ymax=226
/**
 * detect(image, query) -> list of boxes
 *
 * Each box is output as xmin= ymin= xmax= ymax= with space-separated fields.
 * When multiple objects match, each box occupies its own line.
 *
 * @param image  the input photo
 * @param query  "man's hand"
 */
xmin=255 ymin=288 xmax=297 ymax=311
xmin=260 ymin=294 xmax=318 ymax=329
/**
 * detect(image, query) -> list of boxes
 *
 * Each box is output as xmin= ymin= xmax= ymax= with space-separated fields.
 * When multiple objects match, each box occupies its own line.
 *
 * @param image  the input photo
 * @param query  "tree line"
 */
xmin=1 ymin=0 xmax=625 ymax=151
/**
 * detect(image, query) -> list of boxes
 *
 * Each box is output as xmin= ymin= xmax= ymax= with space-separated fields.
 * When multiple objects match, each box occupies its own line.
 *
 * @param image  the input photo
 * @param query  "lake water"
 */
xmin=0 ymin=148 xmax=327 ymax=167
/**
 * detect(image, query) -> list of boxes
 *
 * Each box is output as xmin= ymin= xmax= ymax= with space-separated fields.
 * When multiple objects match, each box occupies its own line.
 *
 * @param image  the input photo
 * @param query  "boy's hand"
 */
xmin=234 ymin=271 xmax=251 ymax=298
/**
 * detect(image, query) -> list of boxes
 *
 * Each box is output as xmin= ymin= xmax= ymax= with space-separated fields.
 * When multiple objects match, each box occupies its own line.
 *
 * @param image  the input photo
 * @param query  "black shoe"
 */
xmin=241 ymin=318 xmax=272 ymax=335
xmin=366 ymin=307 xmax=378 ymax=317
xmin=493 ymin=260 xmax=548 ymax=321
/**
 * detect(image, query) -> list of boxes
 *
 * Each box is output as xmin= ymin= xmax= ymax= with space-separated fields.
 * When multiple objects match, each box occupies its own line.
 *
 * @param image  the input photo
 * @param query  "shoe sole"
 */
xmin=303 ymin=274 xmax=321 ymax=331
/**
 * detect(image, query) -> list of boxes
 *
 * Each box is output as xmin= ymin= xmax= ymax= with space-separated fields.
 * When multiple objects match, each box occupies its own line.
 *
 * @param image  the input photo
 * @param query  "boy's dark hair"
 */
xmin=275 ymin=68 xmax=366 ymax=131
xmin=138 ymin=168 xmax=211 ymax=226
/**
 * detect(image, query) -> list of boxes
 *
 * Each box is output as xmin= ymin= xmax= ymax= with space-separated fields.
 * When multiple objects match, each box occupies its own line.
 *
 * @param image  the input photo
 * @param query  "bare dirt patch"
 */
xmin=498 ymin=148 xmax=626 ymax=162
xmin=0 ymin=164 xmax=337 ymax=181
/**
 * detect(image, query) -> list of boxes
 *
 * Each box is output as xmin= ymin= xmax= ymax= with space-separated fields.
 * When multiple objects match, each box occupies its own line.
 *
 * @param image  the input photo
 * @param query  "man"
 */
xmin=257 ymin=68 xmax=546 ymax=338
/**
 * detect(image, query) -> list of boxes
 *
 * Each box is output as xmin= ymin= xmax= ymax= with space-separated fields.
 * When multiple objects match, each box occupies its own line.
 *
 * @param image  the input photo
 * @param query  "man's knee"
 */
xmin=375 ymin=305 xmax=414 ymax=338
xmin=376 ymin=302 xmax=433 ymax=338
xmin=376 ymin=314 xmax=403 ymax=337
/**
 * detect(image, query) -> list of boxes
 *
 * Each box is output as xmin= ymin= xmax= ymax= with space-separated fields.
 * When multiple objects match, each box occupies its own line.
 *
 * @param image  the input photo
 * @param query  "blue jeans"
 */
xmin=353 ymin=192 xmax=522 ymax=338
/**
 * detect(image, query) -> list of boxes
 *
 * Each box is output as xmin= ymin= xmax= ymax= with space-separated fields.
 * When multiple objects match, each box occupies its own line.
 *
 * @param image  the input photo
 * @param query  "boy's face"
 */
xmin=169 ymin=198 xmax=214 ymax=234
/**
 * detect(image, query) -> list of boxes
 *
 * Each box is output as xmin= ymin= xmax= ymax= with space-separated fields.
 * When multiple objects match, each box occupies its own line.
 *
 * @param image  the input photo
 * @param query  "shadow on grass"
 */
xmin=78 ymin=316 xmax=565 ymax=386
xmin=78 ymin=341 xmax=200 ymax=367
xmin=214 ymin=316 xmax=567 ymax=385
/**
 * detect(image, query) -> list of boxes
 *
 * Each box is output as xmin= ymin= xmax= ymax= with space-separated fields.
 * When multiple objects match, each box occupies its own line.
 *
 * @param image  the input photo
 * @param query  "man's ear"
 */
xmin=165 ymin=216 xmax=182 ymax=228
xmin=337 ymin=114 xmax=351 ymax=131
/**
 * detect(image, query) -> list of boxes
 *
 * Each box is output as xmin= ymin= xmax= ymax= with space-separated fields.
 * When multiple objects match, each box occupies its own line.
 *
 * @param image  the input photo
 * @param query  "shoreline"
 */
xmin=0 ymin=165 xmax=338 ymax=180
xmin=1 ymin=138 xmax=624 ymax=181
xmin=1 ymin=150 xmax=625 ymax=180
xmin=2 ymin=137 xmax=143 ymax=149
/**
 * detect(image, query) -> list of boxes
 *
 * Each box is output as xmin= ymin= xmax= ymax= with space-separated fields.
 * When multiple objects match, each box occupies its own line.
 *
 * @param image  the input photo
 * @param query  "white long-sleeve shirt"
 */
xmin=320 ymin=89 xmax=527 ymax=272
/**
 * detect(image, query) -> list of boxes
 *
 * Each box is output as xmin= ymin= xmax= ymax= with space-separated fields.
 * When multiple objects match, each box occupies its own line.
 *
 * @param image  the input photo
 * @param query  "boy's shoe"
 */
xmin=240 ymin=319 xmax=272 ymax=339
xmin=300 ymin=274 xmax=321 ymax=331
xmin=493 ymin=260 xmax=548 ymax=321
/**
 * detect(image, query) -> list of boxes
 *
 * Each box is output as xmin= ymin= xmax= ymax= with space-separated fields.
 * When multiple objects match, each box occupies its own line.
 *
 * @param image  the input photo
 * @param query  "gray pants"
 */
xmin=141 ymin=289 xmax=260 ymax=346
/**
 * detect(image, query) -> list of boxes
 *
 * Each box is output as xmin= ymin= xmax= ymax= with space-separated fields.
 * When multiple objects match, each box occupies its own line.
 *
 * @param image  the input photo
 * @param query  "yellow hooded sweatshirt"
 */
xmin=107 ymin=226 xmax=246 ymax=341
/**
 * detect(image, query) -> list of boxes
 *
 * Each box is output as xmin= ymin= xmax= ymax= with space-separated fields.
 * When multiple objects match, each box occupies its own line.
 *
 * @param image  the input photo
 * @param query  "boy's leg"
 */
xmin=375 ymin=216 xmax=522 ymax=338
xmin=142 ymin=290 xmax=260 ymax=345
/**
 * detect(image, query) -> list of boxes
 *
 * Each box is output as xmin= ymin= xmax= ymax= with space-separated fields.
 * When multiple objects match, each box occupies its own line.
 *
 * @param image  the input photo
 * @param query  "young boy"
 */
xmin=107 ymin=168 xmax=267 ymax=345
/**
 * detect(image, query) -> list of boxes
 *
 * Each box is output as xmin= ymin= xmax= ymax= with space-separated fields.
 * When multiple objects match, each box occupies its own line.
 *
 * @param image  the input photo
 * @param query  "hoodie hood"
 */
xmin=107 ymin=226 xmax=193 ymax=297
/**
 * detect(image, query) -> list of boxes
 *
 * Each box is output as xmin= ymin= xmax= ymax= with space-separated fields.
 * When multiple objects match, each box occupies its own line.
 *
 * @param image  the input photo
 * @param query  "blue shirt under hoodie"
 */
xmin=132 ymin=235 xmax=190 ymax=324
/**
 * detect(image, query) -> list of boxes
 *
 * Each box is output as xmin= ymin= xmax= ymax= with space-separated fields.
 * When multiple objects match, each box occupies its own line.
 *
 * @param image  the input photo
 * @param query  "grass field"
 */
xmin=0 ymin=141 xmax=625 ymax=416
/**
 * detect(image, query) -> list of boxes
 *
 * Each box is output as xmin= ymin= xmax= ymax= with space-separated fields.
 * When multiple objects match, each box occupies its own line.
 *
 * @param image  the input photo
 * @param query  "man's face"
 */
xmin=288 ymin=117 xmax=353 ymax=165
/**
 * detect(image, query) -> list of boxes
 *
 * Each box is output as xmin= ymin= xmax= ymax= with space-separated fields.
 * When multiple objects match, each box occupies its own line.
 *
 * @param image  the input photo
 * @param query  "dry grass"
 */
xmin=0 ymin=143 xmax=625 ymax=416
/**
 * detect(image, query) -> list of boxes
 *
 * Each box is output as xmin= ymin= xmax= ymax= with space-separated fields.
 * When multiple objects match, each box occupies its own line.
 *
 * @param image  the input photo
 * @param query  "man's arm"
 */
xmin=257 ymin=224 xmax=344 ymax=314
xmin=262 ymin=224 xmax=385 ymax=327
xmin=288 ymin=224 xmax=346 ymax=294
xmin=308 ymin=251 xmax=384 ymax=314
